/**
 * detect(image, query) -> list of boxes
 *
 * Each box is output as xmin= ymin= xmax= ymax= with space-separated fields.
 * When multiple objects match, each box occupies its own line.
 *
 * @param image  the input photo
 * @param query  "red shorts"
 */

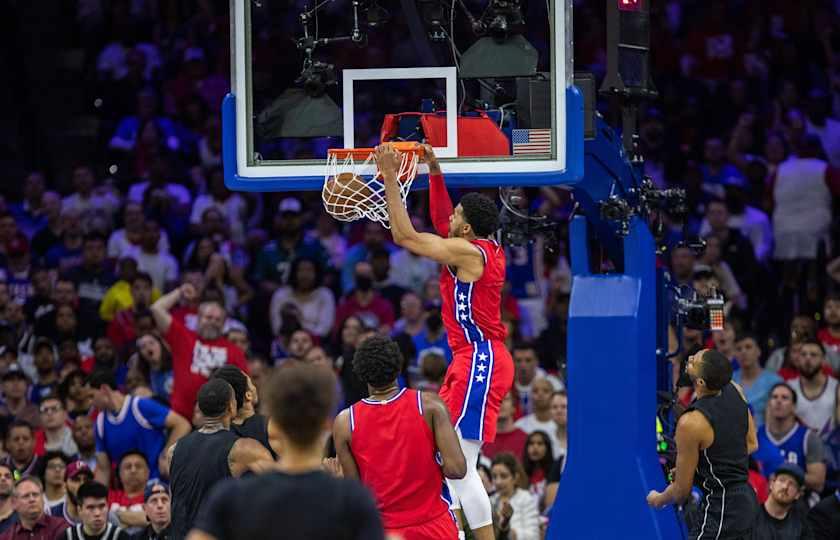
xmin=387 ymin=512 xmax=459 ymax=540
xmin=439 ymin=339 xmax=513 ymax=443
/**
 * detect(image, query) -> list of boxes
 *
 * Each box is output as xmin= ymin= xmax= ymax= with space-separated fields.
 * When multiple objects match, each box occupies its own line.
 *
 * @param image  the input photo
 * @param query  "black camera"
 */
xmin=674 ymin=287 xmax=725 ymax=331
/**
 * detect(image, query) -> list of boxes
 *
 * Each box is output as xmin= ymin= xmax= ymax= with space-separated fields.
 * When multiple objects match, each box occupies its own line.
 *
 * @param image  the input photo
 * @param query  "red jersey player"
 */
xmin=333 ymin=336 xmax=466 ymax=539
xmin=377 ymin=143 xmax=514 ymax=540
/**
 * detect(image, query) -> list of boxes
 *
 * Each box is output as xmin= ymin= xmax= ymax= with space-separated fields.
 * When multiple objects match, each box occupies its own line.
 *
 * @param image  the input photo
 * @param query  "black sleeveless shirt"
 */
xmin=231 ymin=414 xmax=276 ymax=459
xmin=170 ymin=429 xmax=239 ymax=540
xmin=685 ymin=382 xmax=757 ymax=538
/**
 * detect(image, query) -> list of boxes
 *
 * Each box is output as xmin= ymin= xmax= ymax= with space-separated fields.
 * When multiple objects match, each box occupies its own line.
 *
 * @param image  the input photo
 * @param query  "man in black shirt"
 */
xmin=169 ymin=379 xmax=271 ymax=540
xmin=807 ymin=489 xmax=840 ymax=540
xmin=752 ymin=463 xmax=814 ymax=540
xmin=65 ymin=481 xmax=131 ymax=540
xmin=648 ymin=349 xmax=759 ymax=539
xmin=188 ymin=364 xmax=383 ymax=540
xmin=131 ymin=481 xmax=171 ymax=540
xmin=211 ymin=366 xmax=277 ymax=458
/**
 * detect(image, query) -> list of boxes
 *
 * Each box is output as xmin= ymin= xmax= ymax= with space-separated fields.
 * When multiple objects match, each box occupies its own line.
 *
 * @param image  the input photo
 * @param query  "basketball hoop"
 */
xmin=322 ymin=142 xmax=424 ymax=228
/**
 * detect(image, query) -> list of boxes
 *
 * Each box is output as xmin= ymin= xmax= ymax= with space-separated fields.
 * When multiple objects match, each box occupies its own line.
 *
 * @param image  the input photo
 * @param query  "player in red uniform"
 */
xmin=333 ymin=336 xmax=466 ymax=539
xmin=377 ymin=143 xmax=514 ymax=540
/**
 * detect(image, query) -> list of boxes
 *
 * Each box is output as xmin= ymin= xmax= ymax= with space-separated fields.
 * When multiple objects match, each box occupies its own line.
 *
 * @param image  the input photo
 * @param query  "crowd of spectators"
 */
xmin=1 ymin=0 xmax=840 ymax=538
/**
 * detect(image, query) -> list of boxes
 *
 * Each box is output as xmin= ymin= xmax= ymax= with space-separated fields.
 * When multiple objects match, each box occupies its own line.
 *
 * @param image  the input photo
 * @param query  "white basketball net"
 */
xmin=322 ymin=149 xmax=420 ymax=228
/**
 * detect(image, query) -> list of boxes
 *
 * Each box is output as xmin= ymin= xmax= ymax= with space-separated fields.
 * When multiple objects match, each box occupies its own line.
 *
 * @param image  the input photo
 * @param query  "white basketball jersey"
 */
xmin=789 ymin=376 xmax=839 ymax=436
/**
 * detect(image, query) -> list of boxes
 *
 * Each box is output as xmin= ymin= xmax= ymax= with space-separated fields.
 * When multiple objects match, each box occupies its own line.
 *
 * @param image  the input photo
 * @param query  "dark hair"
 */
xmin=352 ymin=336 xmax=403 ymax=389
xmin=39 ymin=393 xmax=62 ymax=408
xmin=769 ymin=382 xmax=797 ymax=404
xmin=58 ymin=370 xmax=86 ymax=403
xmin=134 ymin=332 xmax=173 ymax=376
xmin=83 ymin=233 xmax=107 ymax=246
xmin=266 ymin=364 xmax=336 ymax=448
xmin=6 ymin=419 xmax=34 ymax=439
xmin=491 ymin=453 xmax=526 ymax=489
xmin=522 ymin=431 xmax=554 ymax=481
xmin=39 ymin=451 xmax=70 ymax=480
xmin=459 ymin=192 xmax=499 ymax=237
xmin=825 ymin=291 xmax=840 ymax=304
xmin=799 ymin=338 xmax=826 ymax=356
xmin=118 ymin=450 xmax=149 ymax=470
xmin=197 ymin=379 xmax=234 ymax=417
xmin=735 ymin=333 xmax=760 ymax=346
xmin=512 ymin=341 xmax=538 ymax=355
xmin=131 ymin=272 xmax=154 ymax=288
xmin=699 ymin=349 xmax=733 ymax=391
xmin=86 ymin=369 xmax=117 ymax=390
xmin=288 ymin=257 xmax=324 ymax=291
xmin=77 ymin=481 xmax=109 ymax=505
xmin=212 ymin=365 xmax=247 ymax=410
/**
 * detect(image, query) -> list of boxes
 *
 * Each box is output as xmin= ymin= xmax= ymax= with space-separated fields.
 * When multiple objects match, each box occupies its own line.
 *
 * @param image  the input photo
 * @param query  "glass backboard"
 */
xmin=223 ymin=0 xmax=583 ymax=191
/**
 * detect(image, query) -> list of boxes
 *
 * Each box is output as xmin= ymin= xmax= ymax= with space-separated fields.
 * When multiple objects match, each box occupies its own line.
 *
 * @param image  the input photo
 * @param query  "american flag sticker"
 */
xmin=512 ymin=129 xmax=552 ymax=155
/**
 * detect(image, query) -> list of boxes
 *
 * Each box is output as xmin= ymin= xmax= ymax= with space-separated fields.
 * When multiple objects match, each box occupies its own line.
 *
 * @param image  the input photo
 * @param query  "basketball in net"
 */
xmin=322 ymin=142 xmax=423 ymax=228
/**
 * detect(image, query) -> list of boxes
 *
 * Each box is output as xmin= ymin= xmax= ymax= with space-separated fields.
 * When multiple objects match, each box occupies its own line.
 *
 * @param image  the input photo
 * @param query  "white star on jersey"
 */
xmin=478 ymin=353 xmax=488 ymax=361
xmin=458 ymin=293 xmax=466 ymax=301
xmin=477 ymin=364 xmax=487 ymax=373
xmin=475 ymin=374 xmax=486 ymax=383
xmin=458 ymin=302 xmax=467 ymax=311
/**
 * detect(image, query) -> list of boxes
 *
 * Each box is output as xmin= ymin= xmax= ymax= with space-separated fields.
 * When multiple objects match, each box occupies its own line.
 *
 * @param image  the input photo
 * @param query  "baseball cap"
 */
xmin=278 ymin=198 xmax=302 ymax=214
xmin=144 ymin=480 xmax=170 ymax=502
xmin=65 ymin=461 xmax=93 ymax=480
xmin=774 ymin=463 xmax=805 ymax=487
xmin=2 ymin=363 xmax=28 ymax=382
xmin=6 ymin=235 xmax=29 ymax=257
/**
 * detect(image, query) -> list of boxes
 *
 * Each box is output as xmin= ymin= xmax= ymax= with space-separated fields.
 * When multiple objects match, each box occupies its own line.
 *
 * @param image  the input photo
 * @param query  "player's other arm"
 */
xmin=422 ymin=392 xmax=467 ymax=479
xmin=732 ymin=382 xmax=759 ymax=453
xmin=334 ymin=408 xmax=361 ymax=480
xmin=423 ymin=144 xmax=454 ymax=237
xmin=377 ymin=144 xmax=482 ymax=268
xmin=647 ymin=411 xmax=706 ymax=508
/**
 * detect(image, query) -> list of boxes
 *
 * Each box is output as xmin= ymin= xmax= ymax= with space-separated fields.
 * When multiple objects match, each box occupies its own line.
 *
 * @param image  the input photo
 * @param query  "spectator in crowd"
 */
xmin=269 ymin=257 xmax=335 ymax=339
xmin=29 ymin=192 xmax=62 ymax=261
xmin=70 ymin=418 xmax=96 ymax=473
xmin=3 ymin=421 xmax=40 ymax=479
xmin=415 ymin=351 xmax=447 ymax=392
xmin=766 ymin=316 xmax=825 ymax=374
xmin=108 ymin=203 xmax=170 ymax=260
xmin=34 ymin=396 xmax=78 ymax=457
xmin=669 ymin=246 xmax=696 ymax=288
xmin=169 ymin=379 xmax=272 ymax=539
xmin=522 ymin=431 xmax=554 ymax=510
xmin=63 ymin=234 xmax=115 ymax=315
xmin=52 ymin=461 xmax=94 ymax=526
xmin=0 ymin=366 xmax=39 ymax=427
xmin=306 ymin=211 xmax=347 ymax=270
xmin=515 ymin=379 xmax=562 ymax=459
xmin=732 ymin=334 xmax=782 ymax=427
xmin=126 ymin=221 xmax=178 ymax=293
xmin=87 ymin=370 xmax=190 ymax=484
xmin=44 ymin=209 xmax=85 ymax=272
xmin=788 ymin=340 xmax=839 ymax=437
xmin=369 ymin=247 xmax=407 ymax=316
xmin=108 ymin=452 xmax=150 ymax=533
xmin=490 ymin=453 xmax=540 ymax=540
xmin=818 ymin=293 xmax=840 ymax=365
xmin=334 ymin=261 xmax=395 ymax=335
xmin=341 ymin=222 xmax=394 ymax=293
xmin=9 ymin=173 xmax=48 ymax=239
xmin=61 ymin=166 xmax=120 ymax=224
xmin=133 ymin=481 xmax=171 ymax=540
xmin=190 ymin=364 xmax=384 ymax=540
xmin=808 ymin=487 xmax=840 ymax=540
xmin=3 ymin=237 xmax=33 ymax=306
xmin=752 ymin=463 xmax=814 ymax=539
xmin=483 ymin=392 xmax=528 ymax=461
xmin=0 ymin=465 xmax=16 ymax=534
xmin=189 ymin=169 xmax=247 ymax=246
xmin=0 ymin=476 xmax=67 ymax=540
xmin=39 ymin=452 xmax=68 ymax=513
xmin=150 ymin=282 xmax=248 ymax=420
xmin=753 ymin=383 xmax=826 ymax=495
xmin=512 ymin=344 xmax=562 ymax=416
xmin=391 ymin=291 xmax=425 ymax=341
xmin=133 ymin=333 xmax=173 ymax=402
xmin=550 ymin=391 xmax=568 ymax=469
xmin=68 ymin=481 xmax=130 ymax=540
xmin=389 ymin=235 xmax=439 ymax=297
xmin=108 ymin=273 xmax=155 ymax=351
xmin=100 ymin=258 xmax=139 ymax=323
xmin=410 ymin=311 xmax=451 ymax=366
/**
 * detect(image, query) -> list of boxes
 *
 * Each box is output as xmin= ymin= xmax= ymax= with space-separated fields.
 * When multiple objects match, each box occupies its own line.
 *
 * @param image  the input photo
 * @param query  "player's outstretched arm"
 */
xmin=647 ymin=410 xmax=706 ymax=508
xmin=334 ymin=408 xmax=361 ymax=480
xmin=422 ymin=144 xmax=454 ymax=237
xmin=422 ymin=392 xmax=467 ymax=479
xmin=377 ymin=144 xmax=482 ymax=268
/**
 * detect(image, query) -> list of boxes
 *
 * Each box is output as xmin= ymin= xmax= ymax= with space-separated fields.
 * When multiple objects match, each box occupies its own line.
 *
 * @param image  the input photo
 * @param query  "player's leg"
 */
xmin=446 ymin=433 xmax=494 ymax=540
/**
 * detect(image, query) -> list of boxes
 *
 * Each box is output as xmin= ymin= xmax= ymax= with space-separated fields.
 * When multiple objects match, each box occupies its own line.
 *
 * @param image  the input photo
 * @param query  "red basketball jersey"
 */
xmin=349 ymin=389 xmax=452 ymax=529
xmin=440 ymin=238 xmax=507 ymax=352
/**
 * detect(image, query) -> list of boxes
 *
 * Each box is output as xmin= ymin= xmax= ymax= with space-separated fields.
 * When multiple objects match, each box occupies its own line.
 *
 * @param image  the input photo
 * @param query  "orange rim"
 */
xmin=327 ymin=141 xmax=424 ymax=160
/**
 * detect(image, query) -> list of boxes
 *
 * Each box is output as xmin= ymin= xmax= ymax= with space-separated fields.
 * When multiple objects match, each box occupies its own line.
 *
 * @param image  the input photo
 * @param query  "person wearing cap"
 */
xmin=752 ymin=463 xmax=815 ymax=539
xmin=252 ymin=197 xmax=326 ymax=295
xmin=65 ymin=481 xmax=130 ymax=540
xmin=52 ymin=461 xmax=94 ymax=526
xmin=131 ymin=482 xmax=170 ymax=540
xmin=0 ymin=365 xmax=39 ymax=428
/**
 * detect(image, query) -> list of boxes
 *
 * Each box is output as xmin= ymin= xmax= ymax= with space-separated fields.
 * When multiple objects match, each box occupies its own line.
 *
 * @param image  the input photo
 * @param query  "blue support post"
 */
xmin=546 ymin=215 xmax=683 ymax=540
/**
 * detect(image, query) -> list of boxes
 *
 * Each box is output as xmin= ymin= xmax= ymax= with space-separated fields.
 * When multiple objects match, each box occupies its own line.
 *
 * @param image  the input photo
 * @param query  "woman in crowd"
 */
xmin=522 ymin=431 xmax=554 ymax=511
xmin=133 ymin=333 xmax=174 ymax=402
xmin=491 ymin=453 xmax=541 ymax=540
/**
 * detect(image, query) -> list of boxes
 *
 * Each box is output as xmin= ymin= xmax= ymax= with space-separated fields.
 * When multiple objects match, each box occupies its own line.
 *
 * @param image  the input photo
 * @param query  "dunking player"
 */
xmin=333 ymin=336 xmax=466 ymax=539
xmin=377 ymin=143 xmax=514 ymax=540
xmin=647 ymin=349 xmax=759 ymax=539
